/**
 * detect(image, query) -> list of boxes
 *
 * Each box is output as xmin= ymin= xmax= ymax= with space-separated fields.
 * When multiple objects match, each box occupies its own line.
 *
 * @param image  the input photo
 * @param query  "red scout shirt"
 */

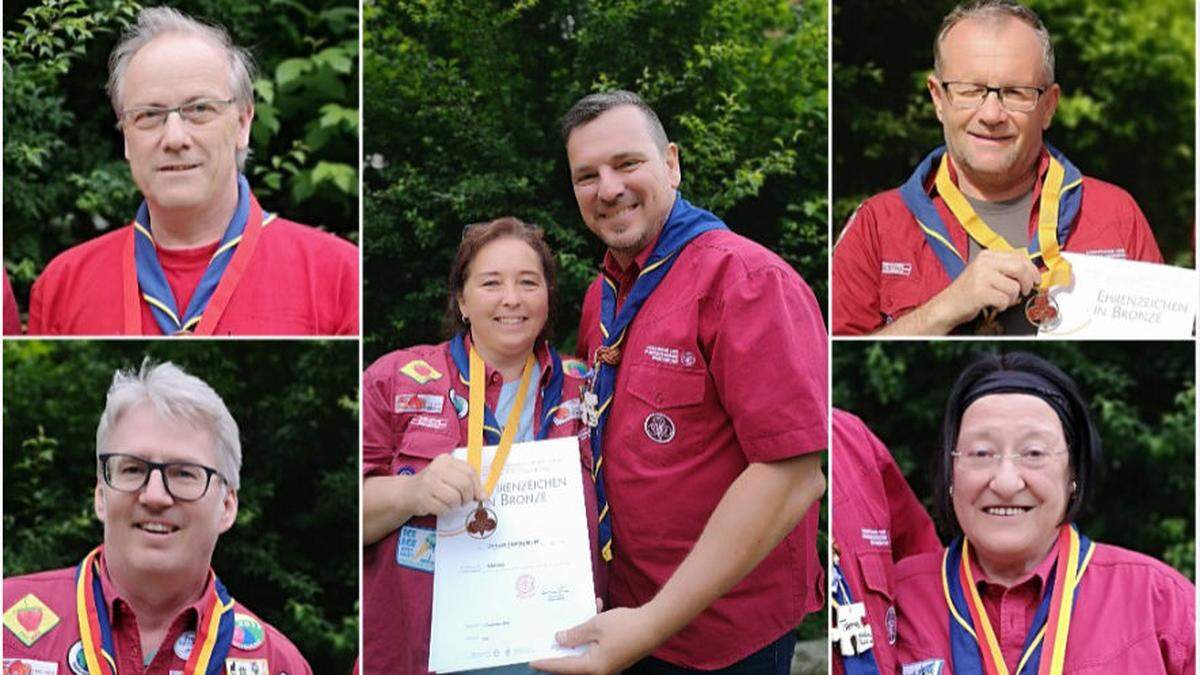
xmin=27 ymin=218 xmax=358 ymax=336
xmin=831 ymin=410 xmax=941 ymax=675
xmin=894 ymin=543 xmax=1195 ymax=674
xmin=4 ymin=268 xmax=21 ymax=335
xmin=3 ymin=558 xmax=311 ymax=674
xmin=360 ymin=339 xmax=601 ymax=675
xmin=577 ymin=228 xmax=828 ymax=669
xmin=832 ymin=149 xmax=1164 ymax=335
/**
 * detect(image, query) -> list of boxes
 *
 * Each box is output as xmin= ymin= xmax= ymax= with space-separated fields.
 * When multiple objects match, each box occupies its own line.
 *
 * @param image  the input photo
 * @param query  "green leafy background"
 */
xmin=834 ymin=341 xmax=1195 ymax=580
xmin=834 ymin=0 xmax=1195 ymax=267
xmin=3 ymin=0 xmax=360 ymax=315
xmin=364 ymin=0 xmax=829 ymax=362
xmin=3 ymin=340 xmax=359 ymax=672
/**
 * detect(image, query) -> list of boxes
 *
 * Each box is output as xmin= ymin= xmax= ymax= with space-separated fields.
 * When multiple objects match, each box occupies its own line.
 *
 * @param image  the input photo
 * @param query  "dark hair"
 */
xmin=443 ymin=217 xmax=558 ymax=343
xmin=559 ymin=90 xmax=669 ymax=152
xmin=933 ymin=351 xmax=1100 ymax=536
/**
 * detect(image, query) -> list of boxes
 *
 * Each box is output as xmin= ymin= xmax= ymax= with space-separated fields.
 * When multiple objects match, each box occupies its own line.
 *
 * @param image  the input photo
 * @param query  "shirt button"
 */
xmin=655 ymin=393 xmax=664 ymax=404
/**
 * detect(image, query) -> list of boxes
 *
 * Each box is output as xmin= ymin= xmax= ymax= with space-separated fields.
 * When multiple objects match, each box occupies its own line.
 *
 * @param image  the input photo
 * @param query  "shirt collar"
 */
xmin=600 ymin=226 xmax=666 ymax=283
xmin=969 ymin=538 xmax=1059 ymax=596
xmin=460 ymin=332 xmax=555 ymax=388
xmin=98 ymin=551 xmax=212 ymax=627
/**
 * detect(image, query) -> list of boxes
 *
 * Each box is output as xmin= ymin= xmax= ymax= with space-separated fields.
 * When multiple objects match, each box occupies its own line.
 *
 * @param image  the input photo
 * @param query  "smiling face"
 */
xmin=566 ymin=105 xmax=681 ymax=267
xmin=952 ymin=393 xmax=1071 ymax=580
xmin=929 ymin=16 xmax=1059 ymax=200
xmin=95 ymin=402 xmax=236 ymax=583
xmin=457 ymin=237 xmax=550 ymax=367
xmin=120 ymin=33 xmax=252 ymax=215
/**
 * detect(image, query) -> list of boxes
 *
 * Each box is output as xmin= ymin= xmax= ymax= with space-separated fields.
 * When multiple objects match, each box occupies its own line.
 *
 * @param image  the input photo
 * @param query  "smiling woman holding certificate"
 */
xmin=361 ymin=218 xmax=601 ymax=674
xmin=893 ymin=352 xmax=1195 ymax=675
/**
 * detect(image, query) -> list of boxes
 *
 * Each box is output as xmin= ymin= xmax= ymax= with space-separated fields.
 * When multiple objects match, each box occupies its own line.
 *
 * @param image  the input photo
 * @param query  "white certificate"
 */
xmin=1039 ymin=252 xmax=1197 ymax=339
xmin=429 ymin=436 xmax=596 ymax=673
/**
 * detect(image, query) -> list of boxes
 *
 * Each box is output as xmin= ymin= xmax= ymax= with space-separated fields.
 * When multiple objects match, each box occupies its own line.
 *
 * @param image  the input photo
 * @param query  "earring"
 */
xmin=1071 ymin=480 xmax=1077 ymax=494
xmin=948 ymin=485 xmax=954 ymax=496
xmin=461 ymin=314 xmax=469 ymax=324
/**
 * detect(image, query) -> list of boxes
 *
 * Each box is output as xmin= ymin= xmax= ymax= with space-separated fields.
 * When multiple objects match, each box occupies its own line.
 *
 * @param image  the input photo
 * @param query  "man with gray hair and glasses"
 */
xmin=27 ymin=6 xmax=358 ymax=336
xmin=2 ymin=360 xmax=312 ymax=674
xmin=833 ymin=0 xmax=1162 ymax=336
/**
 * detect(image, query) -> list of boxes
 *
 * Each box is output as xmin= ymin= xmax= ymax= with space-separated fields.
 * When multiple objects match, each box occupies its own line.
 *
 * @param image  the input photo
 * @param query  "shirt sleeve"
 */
xmin=832 ymin=202 xmax=886 ymax=335
xmin=709 ymin=264 xmax=827 ymax=462
xmin=869 ymin=426 xmax=943 ymax=560
xmin=336 ymin=242 xmax=360 ymax=335
xmin=1122 ymin=193 xmax=1165 ymax=264
xmin=26 ymin=271 xmax=51 ymax=335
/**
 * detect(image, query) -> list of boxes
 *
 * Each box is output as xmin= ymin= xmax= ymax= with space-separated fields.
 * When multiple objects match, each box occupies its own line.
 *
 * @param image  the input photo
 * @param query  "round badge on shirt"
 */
xmin=644 ymin=412 xmax=676 ymax=444
xmin=232 ymin=612 xmax=265 ymax=651
xmin=174 ymin=630 xmax=196 ymax=660
xmin=67 ymin=640 xmax=89 ymax=675
xmin=886 ymin=605 xmax=898 ymax=645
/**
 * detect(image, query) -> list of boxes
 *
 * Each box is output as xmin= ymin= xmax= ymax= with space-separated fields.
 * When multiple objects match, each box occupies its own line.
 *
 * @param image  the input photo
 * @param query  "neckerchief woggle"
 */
xmin=75 ymin=545 xmax=235 ymax=675
xmin=130 ymin=173 xmax=277 ymax=335
xmin=899 ymin=144 xmax=1083 ymax=293
xmin=449 ymin=333 xmax=564 ymax=444
xmin=942 ymin=524 xmax=1094 ymax=675
xmin=588 ymin=193 xmax=727 ymax=561
xmin=831 ymin=557 xmax=882 ymax=675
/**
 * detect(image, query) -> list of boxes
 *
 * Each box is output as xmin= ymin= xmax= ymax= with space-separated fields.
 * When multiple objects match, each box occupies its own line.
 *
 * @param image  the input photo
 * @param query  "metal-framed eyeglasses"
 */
xmin=117 ymin=98 xmax=236 ymax=131
xmin=99 ymin=453 xmax=226 ymax=502
xmin=939 ymin=81 xmax=1047 ymax=113
xmin=951 ymin=447 xmax=1068 ymax=471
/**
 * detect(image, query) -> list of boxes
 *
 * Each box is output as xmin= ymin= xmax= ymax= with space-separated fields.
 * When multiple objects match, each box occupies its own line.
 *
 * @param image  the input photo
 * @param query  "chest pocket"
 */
xmin=393 ymin=426 xmax=458 ymax=475
xmin=618 ymin=363 xmax=708 ymax=466
xmin=878 ymin=275 xmax=928 ymax=323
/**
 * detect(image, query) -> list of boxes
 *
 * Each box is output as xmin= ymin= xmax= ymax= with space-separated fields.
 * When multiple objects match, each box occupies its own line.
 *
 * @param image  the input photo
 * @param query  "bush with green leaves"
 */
xmin=3 ymin=340 xmax=359 ymax=672
xmin=364 ymin=0 xmax=828 ymax=362
xmin=3 ymin=0 xmax=359 ymax=313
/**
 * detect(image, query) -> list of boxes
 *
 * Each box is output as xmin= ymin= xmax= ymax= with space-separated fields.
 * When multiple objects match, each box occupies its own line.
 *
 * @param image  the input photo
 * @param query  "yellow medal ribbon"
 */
xmin=467 ymin=346 xmax=536 ymax=498
xmin=935 ymin=154 xmax=1073 ymax=293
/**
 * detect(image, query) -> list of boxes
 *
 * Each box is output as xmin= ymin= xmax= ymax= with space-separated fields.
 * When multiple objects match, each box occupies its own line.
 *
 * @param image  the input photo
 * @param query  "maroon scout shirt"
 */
xmin=4 ymin=268 xmax=20 ymax=335
xmin=831 ymin=410 xmax=942 ymax=675
xmin=27 ymin=218 xmax=358 ymax=336
xmin=894 ymin=543 xmax=1195 ymax=674
xmin=360 ymin=339 xmax=601 ymax=675
xmin=832 ymin=148 xmax=1164 ymax=335
xmin=577 ymin=228 xmax=828 ymax=669
xmin=3 ymin=557 xmax=311 ymax=674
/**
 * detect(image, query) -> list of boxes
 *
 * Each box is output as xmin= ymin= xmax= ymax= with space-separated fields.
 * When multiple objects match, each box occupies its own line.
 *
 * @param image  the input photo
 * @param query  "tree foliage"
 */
xmin=833 ymin=341 xmax=1195 ymax=579
xmin=834 ymin=0 xmax=1195 ymax=266
xmin=364 ymin=0 xmax=828 ymax=362
xmin=3 ymin=340 xmax=359 ymax=672
xmin=3 ymin=0 xmax=359 ymax=311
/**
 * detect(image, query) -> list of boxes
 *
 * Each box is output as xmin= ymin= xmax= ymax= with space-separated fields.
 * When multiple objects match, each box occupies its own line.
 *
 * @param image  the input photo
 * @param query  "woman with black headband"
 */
xmin=893 ymin=351 xmax=1194 ymax=674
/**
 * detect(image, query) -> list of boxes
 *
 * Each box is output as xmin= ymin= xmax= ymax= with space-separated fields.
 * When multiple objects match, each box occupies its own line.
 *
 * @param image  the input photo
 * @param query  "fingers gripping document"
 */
xmin=429 ymin=437 xmax=596 ymax=672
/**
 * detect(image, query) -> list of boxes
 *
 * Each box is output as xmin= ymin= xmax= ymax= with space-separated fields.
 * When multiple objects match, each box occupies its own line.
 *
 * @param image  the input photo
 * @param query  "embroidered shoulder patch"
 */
xmin=394 ymin=393 xmax=444 ymax=414
xmin=902 ymin=659 xmax=945 ymax=675
xmin=3 ymin=658 xmax=60 ymax=675
xmin=225 ymin=658 xmax=269 ymax=674
xmin=399 ymin=359 xmax=443 ymax=384
xmin=561 ymin=359 xmax=591 ymax=379
xmin=396 ymin=525 xmax=436 ymax=573
xmin=232 ymin=613 xmax=265 ymax=651
xmin=3 ymin=594 xmax=60 ymax=647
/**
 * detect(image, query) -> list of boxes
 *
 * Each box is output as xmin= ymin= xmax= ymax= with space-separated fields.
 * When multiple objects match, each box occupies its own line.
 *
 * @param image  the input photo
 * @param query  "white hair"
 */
xmin=96 ymin=359 xmax=242 ymax=490
xmin=107 ymin=6 xmax=256 ymax=169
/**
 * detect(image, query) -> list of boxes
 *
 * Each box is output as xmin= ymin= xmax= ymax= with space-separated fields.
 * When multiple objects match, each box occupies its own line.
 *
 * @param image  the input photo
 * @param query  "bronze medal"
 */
xmin=975 ymin=309 xmax=1003 ymax=335
xmin=465 ymin=503 xmax=497 ymax=539
xmin=1025 ymin=291 xmax=1060 ymax=329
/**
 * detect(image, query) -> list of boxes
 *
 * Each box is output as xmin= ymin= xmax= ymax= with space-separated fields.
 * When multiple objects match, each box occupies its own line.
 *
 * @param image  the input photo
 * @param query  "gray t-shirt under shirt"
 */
xmin=961 ymin=190 xmax=1037 ymax=335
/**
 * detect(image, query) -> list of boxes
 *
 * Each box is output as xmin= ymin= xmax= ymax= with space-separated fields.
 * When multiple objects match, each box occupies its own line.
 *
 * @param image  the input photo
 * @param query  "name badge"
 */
xmin=902 ymin=659 xmax=945 ymax=675
xmin=396 ymin=525 xmax=436 ymax=573
xmin=3 ymin=659 xmax=58 ymax=675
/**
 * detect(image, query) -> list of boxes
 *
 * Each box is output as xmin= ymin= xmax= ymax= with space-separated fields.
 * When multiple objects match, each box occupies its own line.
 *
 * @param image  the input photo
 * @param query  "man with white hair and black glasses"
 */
xmin=2 ymin=360 xmax=311 ymax=674
xmin=27 ymin=6 xmax=357 ymax=336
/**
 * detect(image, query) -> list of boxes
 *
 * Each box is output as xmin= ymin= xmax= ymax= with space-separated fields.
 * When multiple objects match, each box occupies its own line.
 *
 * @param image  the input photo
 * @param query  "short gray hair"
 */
xmin=96 ymin=359 xmax=242 ymax=490
xmin=934 ymin=0 xmax=1055 ymax=84
xmin=560 ymin=90 xmax=670 ymax=153
xmin=107 ymin=6 xmax=256 ymax=169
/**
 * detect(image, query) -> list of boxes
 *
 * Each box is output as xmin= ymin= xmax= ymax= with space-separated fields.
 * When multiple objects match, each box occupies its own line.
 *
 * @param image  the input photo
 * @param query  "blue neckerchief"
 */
xmin=588 ymin=193 xmax=727 ymax=560
xmin=898 ymin=144 xmax=1083 ymax=280
xmin=449 ymin=333 xmax=564 ymax=442
xmin=135 ymin=173 xmax=254 ymax=335
xmin=831 ymin=561 xmax=882 ymax=675
xmin=945 ymin=526 xmax=1092 ymax=675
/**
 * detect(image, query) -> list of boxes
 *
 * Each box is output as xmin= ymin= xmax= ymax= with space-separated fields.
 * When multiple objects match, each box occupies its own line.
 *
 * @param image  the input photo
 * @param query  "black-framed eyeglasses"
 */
xmin=939 ymin=81 xmax=1047 ymax=113
xmin=117 ymin=98 xmax=236 ymax=131
xmin=99 ymin=453 xmax=226 ymax=502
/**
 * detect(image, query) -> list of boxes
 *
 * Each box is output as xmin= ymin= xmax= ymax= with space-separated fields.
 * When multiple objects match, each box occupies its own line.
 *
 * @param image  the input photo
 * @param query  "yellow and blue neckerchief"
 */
xmin=134 ymin=173 xmax=274 ymax=335
xmin=75 ymin=546 xmax=235 ymax=674
xmin=831 ymin=558 xmax=881 ymax=674
xmin=942 ymin=524 xmax=1094 ymax=675
xmin=449 ymin=333 xmax=563 ymax=442
xmin=588 ymin=193 xmax=727 ymax=561
xmin=898 ymin=144 xmax=1083 ymax=287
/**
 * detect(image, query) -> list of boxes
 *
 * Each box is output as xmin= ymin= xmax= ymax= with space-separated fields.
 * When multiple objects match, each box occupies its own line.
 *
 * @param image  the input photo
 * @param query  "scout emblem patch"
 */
xmin=3 ymin=659 xmax=59 ymax=675
xmin=395 ymin=525 xmax=436 ymax=573
xmin=224 ymin=659 xmax=268 ymax=675
xmin=67 ymin=641 xmax=87 ymax=675
xmin=643 ymin=412 xmax=676 ymax=444
xmin=394 ymin=393 xmax=444 ymax=415
xmin=448 ymin=387 xmax=468 ymax=418
xmin=399 ymin=359 xmax=442 ymax=384
xmin=561 ymin=358 xmax=591 ymax=380
xmin=231 ymin=613 xmax=265 ymax=651
xmin=4 ymin=594 xmax=60 ymax=647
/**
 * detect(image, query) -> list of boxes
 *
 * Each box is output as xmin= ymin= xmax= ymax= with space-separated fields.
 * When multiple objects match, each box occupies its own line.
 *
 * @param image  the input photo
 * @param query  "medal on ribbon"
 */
xmin=899 ymin=145 xmax=1083 ymax=331
xmin=75 ymin=546 xmax=235 ymax=674
xmin=586 ymin=194 xmax=727 ymax=561
xmin=942 ymin=525 xmax=1094 ymax=675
